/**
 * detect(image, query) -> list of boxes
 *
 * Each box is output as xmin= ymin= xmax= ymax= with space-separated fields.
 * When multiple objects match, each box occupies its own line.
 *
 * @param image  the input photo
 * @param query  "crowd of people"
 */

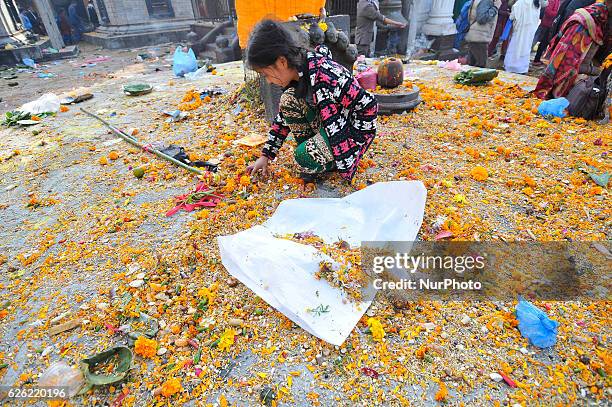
xmin=457 ymin=0 xmax=611 ymax=102
xmin=17 ymin=0 xmax=100 ymax=45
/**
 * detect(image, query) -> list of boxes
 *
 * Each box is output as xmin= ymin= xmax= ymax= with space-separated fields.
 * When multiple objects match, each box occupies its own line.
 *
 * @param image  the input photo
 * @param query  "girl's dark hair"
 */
xmin=246 ymin=19 xmax=305 ymax=69
xmin=533 ymin=0 xmax=540 ymax=8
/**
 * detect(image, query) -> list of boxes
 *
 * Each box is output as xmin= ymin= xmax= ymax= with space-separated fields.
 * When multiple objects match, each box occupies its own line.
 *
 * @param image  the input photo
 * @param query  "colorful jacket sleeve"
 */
xmin=261 ymin=111 xmax=290 ymax=160
xmin=312 ymin=59 xmax=377 ymax=180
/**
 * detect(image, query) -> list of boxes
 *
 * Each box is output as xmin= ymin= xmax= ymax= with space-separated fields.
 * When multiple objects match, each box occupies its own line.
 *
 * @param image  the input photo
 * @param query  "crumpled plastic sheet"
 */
xmin=218 ymin=181 xmax=427 ymax=345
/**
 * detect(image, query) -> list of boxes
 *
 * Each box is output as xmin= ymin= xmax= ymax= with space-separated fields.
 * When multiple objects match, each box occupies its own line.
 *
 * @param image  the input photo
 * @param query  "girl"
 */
xmin=246 ymin=19 xmax=378 ymax=183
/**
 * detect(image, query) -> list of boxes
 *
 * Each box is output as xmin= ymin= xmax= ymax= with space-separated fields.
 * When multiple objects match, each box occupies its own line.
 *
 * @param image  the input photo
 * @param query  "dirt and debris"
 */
xmin=0 ymin=46 xmax=609 ymax=407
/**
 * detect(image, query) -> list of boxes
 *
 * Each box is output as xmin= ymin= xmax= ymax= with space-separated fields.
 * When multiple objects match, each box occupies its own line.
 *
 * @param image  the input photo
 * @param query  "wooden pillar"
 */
xmin=33 ymin=0 xmax=64 ymax=49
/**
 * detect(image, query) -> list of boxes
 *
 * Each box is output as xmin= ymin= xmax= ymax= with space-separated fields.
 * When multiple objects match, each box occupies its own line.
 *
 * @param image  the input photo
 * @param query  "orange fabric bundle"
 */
xmin=235 ymin=0 xmax=325 ymax=47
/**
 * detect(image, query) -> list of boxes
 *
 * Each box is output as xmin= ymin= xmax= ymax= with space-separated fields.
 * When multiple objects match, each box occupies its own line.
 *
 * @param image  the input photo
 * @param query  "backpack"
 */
xmin=566 ymin=75 xmax=606 ymax=120
xmin=476 ymin=0 xmax=499 ymax=24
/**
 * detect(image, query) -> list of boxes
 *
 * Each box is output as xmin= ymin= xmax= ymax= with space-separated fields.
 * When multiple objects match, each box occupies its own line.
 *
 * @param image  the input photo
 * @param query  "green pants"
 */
xmin=279 ymin=88 xmax=335 ymax=174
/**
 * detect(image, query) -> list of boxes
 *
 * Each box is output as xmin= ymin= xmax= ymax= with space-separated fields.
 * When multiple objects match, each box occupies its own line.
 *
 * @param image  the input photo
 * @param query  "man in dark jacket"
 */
xmin=550 ymin=0 xmax=595 ymax=35
xmin=356 ymin=0 xmax=406 ymax=56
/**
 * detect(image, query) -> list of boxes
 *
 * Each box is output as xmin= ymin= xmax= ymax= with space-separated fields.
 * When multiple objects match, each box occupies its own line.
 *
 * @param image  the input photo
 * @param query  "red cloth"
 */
xmin=542 ymin=0 xmax=561 ymax=27
xmin=166 ymin=182 xmax=222 ymax=216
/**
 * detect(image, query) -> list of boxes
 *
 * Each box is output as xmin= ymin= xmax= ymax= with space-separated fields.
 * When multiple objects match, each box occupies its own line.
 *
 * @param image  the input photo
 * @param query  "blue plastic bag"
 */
xmin=537 ymin=97 xmax=569 ymax=118
xmin=500 ymin=19 xmax=512 ymax=41
xmin=172 ymin=47 xmax=197 ymax=77
xmin=515 ymin=296 xmax=559 ymax=348
xmin=22 ymin=58 xmax=36 ymax=68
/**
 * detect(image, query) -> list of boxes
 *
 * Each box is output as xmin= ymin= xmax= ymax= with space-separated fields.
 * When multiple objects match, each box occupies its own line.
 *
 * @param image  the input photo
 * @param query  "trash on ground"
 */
xmin=162 ymin=109 xmax=189 ymax=122
xmin=38 ymin=361 xmax=85 ymax=398
xmin=61 ymin=93 xmax=94 ymax=105
xmin=454 ymin=69 xmax=499 ymax=85
xmin=437 ymin=59 xmax=467 ymax=71
xmin=79 ymin=346 xmax=133 ymax=394
xmin=123 ymin=83 xmax=152 ymax=96
xmin=537 ymin=97 xmax=569 ymax=118
xmin=172 ymin=46 xmax=197 ymax=77
xmin=515 ymin=296 xmax=559 ymax=348
xmin=235 ymin=133 xmax=268 ymax=147
xmin=218 ymin=181 xmax=426 ymax=345
xmin=22 ymin=58 xmax=36 ymax=68
xmin=20 ymin=93 xmax=61 ymax=114
xmin=48 ymin=318 xmax=82 ymax=335
xmin=166 ymin=182 xmax=222 ymax=216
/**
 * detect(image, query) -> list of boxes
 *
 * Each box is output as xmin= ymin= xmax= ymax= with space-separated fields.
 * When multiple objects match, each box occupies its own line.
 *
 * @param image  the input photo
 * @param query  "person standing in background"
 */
xmin=18 ymin=7 xmax=32 ymax=31
xmin=67 ymin=0 xmax=83 ymax=42
xmin=504 ymin=0 xmax=541 ymax=73
xmin=87 ymin=0 xmax=99 ymax=27
xmin=356 ymin=0 xmax=406 ymax=57
xmin=454 ymin=0 xmax=473 ymax=49
xmin=464 ymin=0 xmax=502 ymax=67
xmin=488 ymin=0 xmax=512 ymax=56
xmin=57 ymin=8 xmax=73 ymax=44
xmin=533 ymin=0 xmax=561 ymax=64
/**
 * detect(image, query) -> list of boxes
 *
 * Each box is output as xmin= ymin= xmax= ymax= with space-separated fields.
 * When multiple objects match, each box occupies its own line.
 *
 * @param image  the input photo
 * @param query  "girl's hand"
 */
xmin=247 ymin=156 xmax=270 ymax=177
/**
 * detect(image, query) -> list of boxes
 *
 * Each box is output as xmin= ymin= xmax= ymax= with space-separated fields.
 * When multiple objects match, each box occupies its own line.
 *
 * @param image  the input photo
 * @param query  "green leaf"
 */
xmin=589 ymin=171 xmax=610 ymax=188
xmin=79 ymin=346 xmax=132 ymax=392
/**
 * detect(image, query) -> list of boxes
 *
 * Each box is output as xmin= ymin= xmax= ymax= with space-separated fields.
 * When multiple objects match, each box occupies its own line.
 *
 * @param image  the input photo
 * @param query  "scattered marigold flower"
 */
xmin=453 ymin=194 xmax=467 ymax=204
xmin=523 ymin=175 xmax=536 ymax=187
xmin=108 ymin=151 xmax=119 ymax=160
xmin=239 ymin=175 xmax=250 ymax=186
xmin=470 ymin=166 xmax=489 ymax=181
xmin=367 ymin=317 xmax=385 ymax=342
xmin=60 ymin=105 xmax=69 ymax=112
xmin=522 ymin=187 xmax=534 ymax=196
xmin=434 ymin=381 xmax=448 ymax=401
xmin=160 ymin=377 xmax=182 ymax=397
xmin=99 ymin=156 xmax=108 ymax=165
xmin=134 ymin=336 xmax=157 ymax=358
xmin=218 ymin=328 xmax=236 ymax=351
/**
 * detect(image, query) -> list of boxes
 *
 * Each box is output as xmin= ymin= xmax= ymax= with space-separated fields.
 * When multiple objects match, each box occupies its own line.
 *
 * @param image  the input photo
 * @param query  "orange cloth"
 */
xmin=235 ymin=0 xmax=325 ymax=47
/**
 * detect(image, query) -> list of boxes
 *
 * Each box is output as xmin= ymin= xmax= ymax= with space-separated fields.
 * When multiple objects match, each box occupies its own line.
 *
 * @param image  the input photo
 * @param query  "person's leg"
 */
xmin=468 ymin=42 xmax=487 ymax=67
xmin=534 ymin=27 xmax=550 ymax=63
xmin=357 ymin=43 xmax=370 ymax=57
xmin=278 ymin=88 xmax=334 ymax=174
xmin=294 ymin=128 xmax=335 ymax=174
xmin=488 ymin=15 xmax=508 ymax=56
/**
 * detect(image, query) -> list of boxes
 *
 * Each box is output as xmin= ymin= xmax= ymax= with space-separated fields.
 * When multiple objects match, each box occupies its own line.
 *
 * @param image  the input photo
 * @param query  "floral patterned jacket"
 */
xmin=261 ymin=46 xmax=378 ymax=181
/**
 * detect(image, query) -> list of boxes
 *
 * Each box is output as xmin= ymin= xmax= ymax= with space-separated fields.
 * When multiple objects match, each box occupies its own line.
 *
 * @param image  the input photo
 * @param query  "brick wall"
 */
xmin=102 ymin=0 xmax=195 ymax=26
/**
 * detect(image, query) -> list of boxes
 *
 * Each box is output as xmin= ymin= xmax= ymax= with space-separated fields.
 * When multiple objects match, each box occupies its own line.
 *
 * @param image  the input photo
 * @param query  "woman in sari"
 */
xmin=533 ymin=1 xmax=610 ymax=99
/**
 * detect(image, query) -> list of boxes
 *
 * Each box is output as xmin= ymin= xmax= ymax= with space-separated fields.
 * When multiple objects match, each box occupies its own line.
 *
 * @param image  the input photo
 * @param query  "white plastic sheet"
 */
xmin=20 ymin=93 xmax=61 ymax=114
xmin=217 ymin=181 xmax=427 ymax=345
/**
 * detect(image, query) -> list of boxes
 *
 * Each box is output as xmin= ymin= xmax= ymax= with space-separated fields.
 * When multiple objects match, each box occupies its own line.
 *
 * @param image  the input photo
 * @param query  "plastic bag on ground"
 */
xmin=38 ymin=361 xmax=85 ymax=397
xmin=218 ymin=181 xmax=427 ymax=345
xmin=356 ymin=68 xmax=377 ymax=90
xmin=437 ymin=59 xmax=467 ymax=71
xmin=184 ymin=66 xmax=209 ymax=80
xmin=537 ymin=97 xmax=569 ymax=118
xmin=515 ymin=296 xmax=559 ymax=348
xmin=20 ymin=93 xmax=61 ymax=114
xmin=172 ymin=46 xmax=197 ymax=77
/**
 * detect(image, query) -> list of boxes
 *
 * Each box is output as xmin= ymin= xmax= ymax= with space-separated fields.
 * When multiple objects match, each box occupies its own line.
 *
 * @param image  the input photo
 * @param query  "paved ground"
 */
xmin=0 ymin=45 xmax=609 ymax=407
